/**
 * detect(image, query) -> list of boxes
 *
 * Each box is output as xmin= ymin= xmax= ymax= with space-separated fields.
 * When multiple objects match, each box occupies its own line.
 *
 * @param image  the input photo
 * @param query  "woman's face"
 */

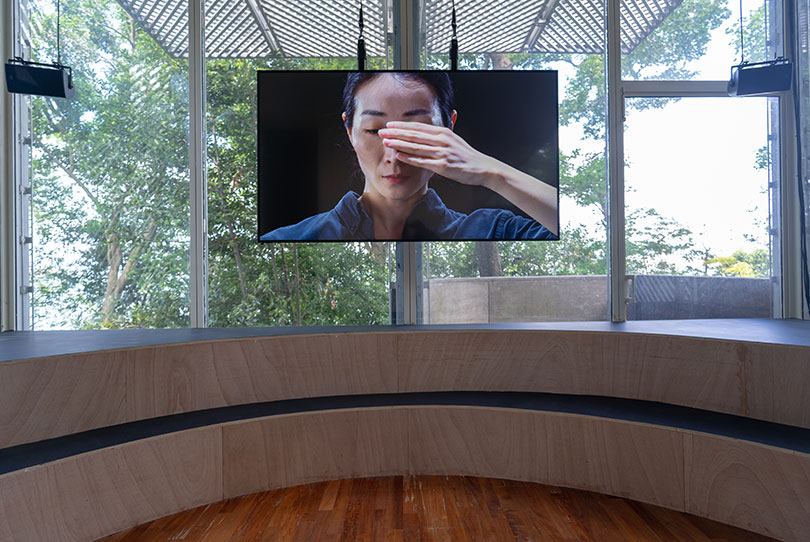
xmin=346 ymin=74 xmax=442 ymax=204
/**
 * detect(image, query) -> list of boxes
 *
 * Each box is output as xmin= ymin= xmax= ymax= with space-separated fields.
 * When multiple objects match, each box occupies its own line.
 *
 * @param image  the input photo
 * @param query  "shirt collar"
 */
xmin=333 ymin=188 xmax=454 ymax=240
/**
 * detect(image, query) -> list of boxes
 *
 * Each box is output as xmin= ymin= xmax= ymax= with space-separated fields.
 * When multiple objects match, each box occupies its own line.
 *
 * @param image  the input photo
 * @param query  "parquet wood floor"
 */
xmin=98 ymin=476 xmax=777 ymax=541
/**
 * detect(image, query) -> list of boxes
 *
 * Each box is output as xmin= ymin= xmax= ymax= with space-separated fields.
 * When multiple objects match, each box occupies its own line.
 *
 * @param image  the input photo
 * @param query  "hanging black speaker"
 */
xmin=5 ymin=58 xmax=74 ymax=99
xmin=727 ymin=58 xmax=792 ymax=96
xmin=5 ymin=0 xmax=74 ymax=100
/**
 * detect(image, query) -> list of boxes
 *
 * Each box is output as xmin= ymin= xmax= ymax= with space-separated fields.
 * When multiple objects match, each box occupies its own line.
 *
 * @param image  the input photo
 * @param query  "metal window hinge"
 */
xmin=19 ymin=236 xmax=32 ymax=245
xmin=19 ymin=285 xmax=33 ymax=295
xmin=20 ymin=135 xmax=31 ymax=146
xmin=19 ymin=184 xmax=32 ymax=195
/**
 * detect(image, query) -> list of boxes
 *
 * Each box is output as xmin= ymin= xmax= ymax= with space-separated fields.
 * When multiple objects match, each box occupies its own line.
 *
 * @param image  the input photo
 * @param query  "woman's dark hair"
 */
xmin=342 ymin=72 xmax=455 ymax=130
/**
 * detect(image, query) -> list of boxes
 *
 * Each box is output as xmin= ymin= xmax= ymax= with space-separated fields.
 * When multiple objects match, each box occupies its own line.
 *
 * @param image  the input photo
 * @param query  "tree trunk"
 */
xmin=367 ymin=242 xmax=388 ymax=267
xmin=227 ymin=221 xmax=248 ymax=301
xmin=476 ymin=242 xmax=503 ymax=277
xmin=280 ymin=244 xmax=295 ymax=323
xmin=101 ymin=218 xmax=157 ymax=325
xmin=270 ymin=244 xmax=280 ymax=293
xmin=293 ymin=245 xmax=302 ymax=325
xmin=489 ymin=53 xmax=514 ymax=70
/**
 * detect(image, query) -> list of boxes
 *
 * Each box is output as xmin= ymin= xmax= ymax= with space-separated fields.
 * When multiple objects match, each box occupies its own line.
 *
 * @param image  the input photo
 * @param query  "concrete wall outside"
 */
xmin=425 ymin=275 xmax=771 ymax=323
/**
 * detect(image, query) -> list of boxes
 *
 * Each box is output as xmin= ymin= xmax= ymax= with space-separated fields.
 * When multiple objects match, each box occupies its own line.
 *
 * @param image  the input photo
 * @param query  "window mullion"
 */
xmin=607 ymin=0 xmax=626 ymax=322
xmin=392 ymin=0 xmax=423 ymax=324
xmin=189 ymin=0 xmax=208 ymax=328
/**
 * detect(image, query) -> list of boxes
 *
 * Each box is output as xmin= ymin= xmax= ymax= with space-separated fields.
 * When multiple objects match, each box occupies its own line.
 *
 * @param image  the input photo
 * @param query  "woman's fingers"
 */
xmin=385 ymin=120 xmax=448 ymax=135
xmin=378 ymin=128 xmax=447 ymax=147
xmin=383 ymin=121 xmax=488 ymax=186
xmin=394 ymin=153 xmax=444 ymax=169
xmin=382 ymin=137 xmax=445 ymax=158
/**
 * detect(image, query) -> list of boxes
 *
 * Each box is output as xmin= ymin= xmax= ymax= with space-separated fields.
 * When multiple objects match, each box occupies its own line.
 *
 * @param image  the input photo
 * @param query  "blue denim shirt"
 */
xmin=260 ymin=189 xmax=555 ymax=241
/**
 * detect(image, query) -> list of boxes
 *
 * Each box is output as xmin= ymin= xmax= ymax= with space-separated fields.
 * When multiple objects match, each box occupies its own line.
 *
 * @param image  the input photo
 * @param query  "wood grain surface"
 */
xmin=407 ymin=406 xmax=685 ymax=510
xmin=0 ymin=426 xmax=222 ymax=542
xmin=744 ymin=342 xmax=810 ymax=428
xmin=223 ymin=408 xmax=408 ymax=498
xmin=685 ymin=433 xmax=810 ymax=542
xmin=97 ymin=476 xmax=777 ymax=542
xmin=2 ymin=330 xmax=808 ymax=448
xmin=395 ymin=331 xmax=744 ymax=415
xmin=1 ymin=406 xmax=807 ymax=541
xmin=0 ymin=350 xmax=129 ymax=448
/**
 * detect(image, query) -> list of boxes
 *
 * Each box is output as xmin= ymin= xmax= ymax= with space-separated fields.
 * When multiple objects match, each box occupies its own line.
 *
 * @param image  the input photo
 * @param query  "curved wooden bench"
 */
xmin=1 ymin=406 xmax=807 ymax=541
xmin=0 ymin=322 xmax=808 ymax=541
xmin=1 ymin=324 xmax=809 ymax=449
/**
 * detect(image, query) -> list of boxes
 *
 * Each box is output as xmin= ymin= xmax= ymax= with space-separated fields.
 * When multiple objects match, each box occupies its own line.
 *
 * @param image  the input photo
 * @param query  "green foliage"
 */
xmin=707 ymin=249 xmax=769 ymax=277
xmin=28 ymin=0 xmax=768 ymax=328
xmin=624 ymin=0 xmax=730 ymax=79
xmin=754 ymin=145 xmax=769 ymax=170
xmin=205 ymin=56 xmax=391 ymax=326
xmin=31 ymin=0 xmax=190 ymax=328
xmin=625 ymin=209 xmax=704 ymax=275
xmin=726 ymin=4 xmax=769 ymax=63
xmin=30 ymin=1 xmax=391 ymax=328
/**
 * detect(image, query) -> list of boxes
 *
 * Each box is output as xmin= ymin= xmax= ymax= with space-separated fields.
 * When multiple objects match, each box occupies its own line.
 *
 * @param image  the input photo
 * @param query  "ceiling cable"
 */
xmin=738 ymin=0 xmax=745 ymax=63
xmin=357 ymin=1 xmax=366 ymax=71
xmin=450 ymin=0 xmax=458 ymax=70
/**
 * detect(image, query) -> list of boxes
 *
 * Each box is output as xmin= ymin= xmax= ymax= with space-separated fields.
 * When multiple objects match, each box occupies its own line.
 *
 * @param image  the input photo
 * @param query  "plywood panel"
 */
xmin=0 ymin=464 xmax=55 ymax=542
xmin=543 ymin=413 xmax=684 ymax=510
xmin=2 ymin=329 xmax=807 ymax=450
xmin=408 ymin=406 xmax=684 ymax=511
xmin=222 ymin=408 xmax=408 ymax=499
xmin=407 ymin=406 xmax=547 ymax=482
xmin=0 ymin=426 xmax=222 ymax=542
xmin=4 ymin=403 xmax=808 ymax=542
xmin=0 ymin=350 xmax=128 ymax=448
xmin=125 ymin=333 xmax=397 ymax=422
xmin=685 ymin=434 xmax=810 ymax=542
xmin=745 ymin=343 xmax=810 ymax=429
xmin=125 ymin=342 xmax=226 ymax=420
xmin=210 ymin=333 xmax=398 ymax=403
xmin=396 ymin=331 xmax=743 ymax=415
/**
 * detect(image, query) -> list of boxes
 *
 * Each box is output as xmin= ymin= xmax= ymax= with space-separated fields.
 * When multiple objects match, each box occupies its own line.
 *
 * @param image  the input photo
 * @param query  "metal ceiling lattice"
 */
xmin=425 ymin=0 xmax=684 ymax=55
xmin=116 ymin=0 xmax=681 ymax=59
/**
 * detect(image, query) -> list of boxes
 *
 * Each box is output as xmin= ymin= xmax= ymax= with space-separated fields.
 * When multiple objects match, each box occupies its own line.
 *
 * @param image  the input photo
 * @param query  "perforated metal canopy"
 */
xmin=117 ymin=0 xmax=681 ymax=59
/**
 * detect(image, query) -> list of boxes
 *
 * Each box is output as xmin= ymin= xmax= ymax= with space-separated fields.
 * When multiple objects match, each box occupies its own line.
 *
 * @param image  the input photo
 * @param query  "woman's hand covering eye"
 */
xmin=378 ymin=121 xmax=497 ymax=188
xmin=378 ymin=120 xmax=559 ymax=236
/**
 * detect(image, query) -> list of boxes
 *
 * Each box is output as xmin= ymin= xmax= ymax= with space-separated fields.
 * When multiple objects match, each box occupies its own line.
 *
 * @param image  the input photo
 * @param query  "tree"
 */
xmin=28 ymin=0 xmax=745 ymax=329
xmin=707 ymin=249 xmax=769 ymax=277
xmin=31 ymin=0 xmax=190 ymax=328
xmin=28 ymin=0 xmax=396 ymax=329
xmin=205 ymin=55 xmax=391 ymax=326
xmin=426 ymin=0 xmax=729 ymax=278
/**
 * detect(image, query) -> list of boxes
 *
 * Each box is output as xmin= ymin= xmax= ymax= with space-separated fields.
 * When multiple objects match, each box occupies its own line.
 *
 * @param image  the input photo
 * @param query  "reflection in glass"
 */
xmin=205 ymin=2 xmax=394 ymax=326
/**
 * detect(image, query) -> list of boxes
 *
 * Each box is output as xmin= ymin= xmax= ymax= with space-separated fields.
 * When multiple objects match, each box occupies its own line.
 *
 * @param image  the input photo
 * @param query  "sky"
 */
xmin=557 ymin=0 xmax=773 ymax=262
xmin=26 ymin=0 xmax=778 ymax=327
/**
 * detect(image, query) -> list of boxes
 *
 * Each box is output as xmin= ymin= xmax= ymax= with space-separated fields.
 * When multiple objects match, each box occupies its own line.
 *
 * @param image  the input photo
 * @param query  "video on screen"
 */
xmin=257 ymin=70 xmax=559 ymax=242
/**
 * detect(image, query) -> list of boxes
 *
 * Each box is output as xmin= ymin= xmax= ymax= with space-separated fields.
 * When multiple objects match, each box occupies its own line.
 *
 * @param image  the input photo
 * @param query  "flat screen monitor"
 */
xmin=257 ymin=70 xmax=559 ymax=242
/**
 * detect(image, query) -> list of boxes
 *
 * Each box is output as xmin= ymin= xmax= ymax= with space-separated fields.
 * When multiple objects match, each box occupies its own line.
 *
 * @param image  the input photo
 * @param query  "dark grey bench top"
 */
xmin=1 ymin=318 xmax=809 ymax=363
xmin=2 ymin=391 xmax=810 ymax=476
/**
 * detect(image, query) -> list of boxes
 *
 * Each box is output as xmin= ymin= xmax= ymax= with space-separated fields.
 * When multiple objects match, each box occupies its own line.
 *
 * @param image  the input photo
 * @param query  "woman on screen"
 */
xmin=260 ymin=72 xmax=558 ymax=241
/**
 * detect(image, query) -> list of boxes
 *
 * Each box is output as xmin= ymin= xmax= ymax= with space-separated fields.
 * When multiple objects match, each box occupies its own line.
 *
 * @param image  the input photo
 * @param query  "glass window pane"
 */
xmin=624 ymin=97 xmax=776 ymax=319
xmin=420 ymin=2 xmax=608 ymax=324
xmin=28 ymin=0 xmax=190 ymax=329
xmin=205 ymin=1 xmax=394 ymax=326
xmin=622 ymin=0 xmax=784 ymax=81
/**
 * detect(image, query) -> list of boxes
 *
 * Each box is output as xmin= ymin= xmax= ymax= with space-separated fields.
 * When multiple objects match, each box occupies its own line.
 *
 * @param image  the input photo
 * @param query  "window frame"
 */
xmin=2 ymin=0 xmax=804 ymax=329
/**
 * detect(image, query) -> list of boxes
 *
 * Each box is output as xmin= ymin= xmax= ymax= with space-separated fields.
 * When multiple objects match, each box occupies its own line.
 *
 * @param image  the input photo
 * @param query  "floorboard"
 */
xmin=97 ymin=476 xmax=777 ymax=541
